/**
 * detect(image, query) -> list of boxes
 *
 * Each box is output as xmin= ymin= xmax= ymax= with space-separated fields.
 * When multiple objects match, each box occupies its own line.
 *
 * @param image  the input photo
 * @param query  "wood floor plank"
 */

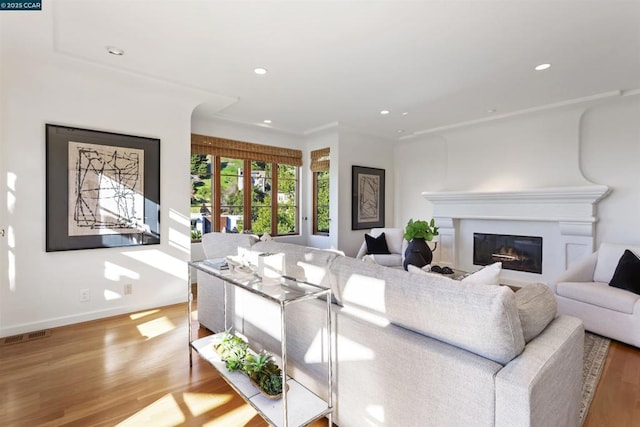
xmin=2 ymin=302 xmax=638 ymax=426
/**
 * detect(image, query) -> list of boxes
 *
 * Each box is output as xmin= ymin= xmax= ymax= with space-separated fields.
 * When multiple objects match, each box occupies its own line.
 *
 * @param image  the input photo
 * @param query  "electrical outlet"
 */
xmin=79 ymin=289 xmax=90 ymax=302
xmin=124 ymin=283 xmax=133 ymax=295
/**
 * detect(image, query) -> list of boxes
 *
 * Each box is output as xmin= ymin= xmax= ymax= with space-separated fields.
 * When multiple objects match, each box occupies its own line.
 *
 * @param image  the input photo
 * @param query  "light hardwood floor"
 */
xmin=1 ymin=303 xmax=638 ymax=426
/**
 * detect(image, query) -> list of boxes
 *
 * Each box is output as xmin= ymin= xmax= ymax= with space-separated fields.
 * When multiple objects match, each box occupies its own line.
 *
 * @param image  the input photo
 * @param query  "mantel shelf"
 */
xmin=422 ymin=185 xmax=610 ymax=223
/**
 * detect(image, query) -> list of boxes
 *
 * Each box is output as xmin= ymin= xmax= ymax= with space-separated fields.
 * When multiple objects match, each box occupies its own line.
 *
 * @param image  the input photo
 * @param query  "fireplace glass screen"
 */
xmin=473 ymin=233 xmax=542 ymax=274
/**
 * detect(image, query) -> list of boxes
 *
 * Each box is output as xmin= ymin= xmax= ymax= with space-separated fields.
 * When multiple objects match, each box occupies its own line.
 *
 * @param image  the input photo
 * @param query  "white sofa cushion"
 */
xmin=251 ymin=240 xmax=341 ymax=288
xmin=330 ymin=256 xmax=525 ymax=364
xmin=407 ymin=264 xmax=442 ymax=278
xmin=379 ymin=228 xmax=405 ymax=255
xmin=201 ymin=232 xmax=258 ymax=259
xmin=556 ymin=281 xmax=640 ymax=314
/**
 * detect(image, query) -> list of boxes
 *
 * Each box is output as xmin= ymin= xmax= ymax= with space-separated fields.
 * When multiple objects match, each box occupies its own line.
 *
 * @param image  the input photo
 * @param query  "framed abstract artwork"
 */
xmin=352 ymin=165 xmax=385 ymax=230
xmin=45 ymin=124 xmax=160 ymax=251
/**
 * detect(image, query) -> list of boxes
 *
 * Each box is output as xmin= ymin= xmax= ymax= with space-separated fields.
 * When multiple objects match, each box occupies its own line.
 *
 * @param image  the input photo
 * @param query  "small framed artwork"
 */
xmin=45 ymin=124 xmax=161 ymax=252
xmin=352 ymin=165 xmax=385 ymax=230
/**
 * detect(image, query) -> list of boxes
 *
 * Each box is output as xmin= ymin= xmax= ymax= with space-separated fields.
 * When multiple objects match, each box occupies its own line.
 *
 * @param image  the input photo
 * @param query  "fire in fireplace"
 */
xmin=473 ymin=233 xmax=542 ymax=274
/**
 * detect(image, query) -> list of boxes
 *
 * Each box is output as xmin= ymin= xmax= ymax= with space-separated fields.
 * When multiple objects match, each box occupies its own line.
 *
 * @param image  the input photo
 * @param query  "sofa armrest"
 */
xmin=369 ymin=253 xmax=403 ymax=267
xmin=355 ymin=240 xmax=368 ymax=259
xmin=495 ymin=315 xmax=584 ymax=427
xmin=549 ymin=251 xmax=598 ymax=291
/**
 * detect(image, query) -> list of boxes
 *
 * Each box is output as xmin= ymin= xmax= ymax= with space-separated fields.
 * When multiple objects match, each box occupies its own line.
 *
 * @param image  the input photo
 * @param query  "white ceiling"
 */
xmin=15 ymin=1 xmax=640 ymax=139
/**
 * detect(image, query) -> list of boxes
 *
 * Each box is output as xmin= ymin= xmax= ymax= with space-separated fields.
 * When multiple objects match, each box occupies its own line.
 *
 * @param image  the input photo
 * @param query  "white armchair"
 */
xmin=356 ymin=228 xmax=408 ymax=268
xmin=549 ymin=243 xmax=640 ymax=347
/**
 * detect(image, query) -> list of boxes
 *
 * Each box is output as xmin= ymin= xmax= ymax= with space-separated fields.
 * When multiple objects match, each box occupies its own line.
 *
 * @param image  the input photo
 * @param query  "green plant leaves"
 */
xmin=404 ymin=218 xmax=439 ymax=241
xmin=214 ymin=332 xmax=283 ymax=396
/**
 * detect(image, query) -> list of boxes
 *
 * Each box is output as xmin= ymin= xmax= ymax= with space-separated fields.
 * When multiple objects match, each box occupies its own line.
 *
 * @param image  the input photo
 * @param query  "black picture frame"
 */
xmin=352 ymin=165 xmax=385 ymax=230
xmin=45 ymin=124 xmax=160 ymax=252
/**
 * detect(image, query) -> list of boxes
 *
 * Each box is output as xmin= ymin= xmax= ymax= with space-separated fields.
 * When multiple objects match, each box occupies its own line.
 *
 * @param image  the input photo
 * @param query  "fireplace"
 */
xmin=473 ymin=233 xmax=542 ymax=274
xmin=422 ymin=186 xmax=609 ymax=283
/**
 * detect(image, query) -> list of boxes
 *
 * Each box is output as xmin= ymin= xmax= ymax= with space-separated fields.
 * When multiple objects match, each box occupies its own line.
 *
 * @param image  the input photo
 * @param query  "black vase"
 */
xmin=403 ymin=238 xmax=433 ymax=270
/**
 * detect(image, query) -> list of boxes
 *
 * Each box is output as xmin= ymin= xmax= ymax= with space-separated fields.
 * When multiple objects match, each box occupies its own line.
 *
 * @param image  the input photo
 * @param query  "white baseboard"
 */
xmin=0 ymin=296 xmax=186 ymax=338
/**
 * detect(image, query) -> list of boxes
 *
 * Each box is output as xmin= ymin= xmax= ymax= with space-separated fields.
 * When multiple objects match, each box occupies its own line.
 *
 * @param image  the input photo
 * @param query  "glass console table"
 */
xmin=188 ymin=259 xmax=334 ymax=427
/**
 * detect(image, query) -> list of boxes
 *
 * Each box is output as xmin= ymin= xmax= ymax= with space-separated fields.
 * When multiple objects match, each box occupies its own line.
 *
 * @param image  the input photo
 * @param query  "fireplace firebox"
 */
xmin=473 ymin=233 xmax=542 ymax=274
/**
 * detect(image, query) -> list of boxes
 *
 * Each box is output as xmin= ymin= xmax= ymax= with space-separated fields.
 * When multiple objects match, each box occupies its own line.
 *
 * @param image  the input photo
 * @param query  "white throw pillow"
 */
xmin=462 ymin=262 xmax=502 ymax=286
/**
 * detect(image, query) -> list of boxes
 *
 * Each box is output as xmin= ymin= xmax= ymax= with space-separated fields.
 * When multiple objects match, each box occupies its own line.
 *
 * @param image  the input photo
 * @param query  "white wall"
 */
xmin=0 ymin=47 xmax=216 ymax=335
xmin=581 ymin=95 xmax=640 ymax=246
xmin=337 ymin=127 xmax=395 ymax=257
xmin=394 ymin=94 xmax=640 ymax=258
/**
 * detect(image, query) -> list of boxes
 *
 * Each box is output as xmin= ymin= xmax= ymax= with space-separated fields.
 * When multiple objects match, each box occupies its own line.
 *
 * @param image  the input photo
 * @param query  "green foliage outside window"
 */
xmin=277 ymin=164 xmax=297 ymax=234
xmin=315 ymin=170 xmax=330 ymax=234
xmin=190 ymin=154 xmax=298 ymax=239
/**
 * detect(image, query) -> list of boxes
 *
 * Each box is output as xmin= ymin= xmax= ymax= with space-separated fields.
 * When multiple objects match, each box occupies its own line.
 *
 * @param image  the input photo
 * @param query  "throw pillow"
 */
xmin=609 ymin=249 xmax=640 ymax=295
xmin=461 ymin=262 xmax=502 ymax=286
xmin=514 ymin=283 xmax=557 ymax=343
xmin=365 ymin=232 xmax=391 ymax=255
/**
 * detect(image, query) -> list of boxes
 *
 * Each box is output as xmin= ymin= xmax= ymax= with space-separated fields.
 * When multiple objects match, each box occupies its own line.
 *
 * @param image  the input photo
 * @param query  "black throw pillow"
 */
xmin=609 ymin=249 xmax=640 ymax=295
xmin=365 ymin=232 xmax=391 ymax=255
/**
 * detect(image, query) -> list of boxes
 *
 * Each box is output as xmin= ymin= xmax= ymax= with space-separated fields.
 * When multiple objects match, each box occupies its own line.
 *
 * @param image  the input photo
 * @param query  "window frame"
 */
xmin=191 ymin=154 xmax=299 ymax=239
xmin=312 ymin=170 xmax=330 ymax=236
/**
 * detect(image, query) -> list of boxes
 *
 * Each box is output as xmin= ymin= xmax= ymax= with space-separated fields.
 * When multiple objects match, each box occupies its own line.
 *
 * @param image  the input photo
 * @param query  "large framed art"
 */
xmin=45 ymin=124 xmax=161 ymax=252
xmin=351 ymin=165 xmax=385 ymax=230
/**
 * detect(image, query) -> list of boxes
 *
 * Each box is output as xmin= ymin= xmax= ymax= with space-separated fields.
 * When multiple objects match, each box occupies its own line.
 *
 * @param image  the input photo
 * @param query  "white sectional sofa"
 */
xmin=549 ymin=243 xmax=640 ymax=348
xmin=196 ymin=232 xmax=584 ymax=427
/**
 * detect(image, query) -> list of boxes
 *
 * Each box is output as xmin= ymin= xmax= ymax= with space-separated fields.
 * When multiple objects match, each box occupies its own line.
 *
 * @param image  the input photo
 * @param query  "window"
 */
xmin=311 ymin=148 xmax=330 ymax=236
xmin=277 ymin=164 xmax=298 ymax=235
xmin=190 ymin=135 xmax=301 ymax=241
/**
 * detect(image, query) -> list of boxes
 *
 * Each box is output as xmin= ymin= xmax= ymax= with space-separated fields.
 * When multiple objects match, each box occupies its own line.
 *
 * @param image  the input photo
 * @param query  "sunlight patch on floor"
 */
xmin=136 ymin=316 xmax=175 ymax=339
xmin=183 ymin=392 xmax=232 ymax=417
xmin=117 ymin=393 xmax=185 ymax=427
xmin=130 ymin=309 xmax=160 ymax=320
xmin=201 ymin=404 xmax=262 ymax=426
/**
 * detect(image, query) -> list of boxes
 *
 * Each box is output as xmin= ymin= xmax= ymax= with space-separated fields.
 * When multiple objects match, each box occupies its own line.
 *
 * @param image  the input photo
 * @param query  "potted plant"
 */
xmin=403 ymin=218 xmax=439 ymax=270
xmin=214 ymin=331 xmax=285 ymax=398
xmin=214 ymin=330 xmax=249 ymax=371
xmin=243 ymin=351 xmax=284 ymax=398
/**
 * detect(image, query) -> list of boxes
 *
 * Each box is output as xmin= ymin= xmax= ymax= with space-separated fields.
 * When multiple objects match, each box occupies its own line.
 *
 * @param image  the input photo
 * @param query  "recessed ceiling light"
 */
xmin=534 ymin=63 xmax=551 ymax=71
xmin=380 ymin=110 xmax=390 ymax=115
xmin=106 ymin=46 xmax=124 ymax=56
xmin=487 ymin=109 xmax=497 ymax=113
xmin=254 ymin=67 xmax=268 ymax=75
xmin=402 ymin=112 xmax=409 ymax=116
xmin=263 ymin=119 xmax=272 ymax=124
xmin=397 ymin=129 xmax=405 ymax=133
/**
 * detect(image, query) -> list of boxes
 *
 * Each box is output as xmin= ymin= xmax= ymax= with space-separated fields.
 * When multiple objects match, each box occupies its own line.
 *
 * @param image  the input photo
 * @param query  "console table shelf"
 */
xmin=190 ymin=334 xmax=331 ymax=426
xmin=188 ymin=259 xmax=333 ymax=427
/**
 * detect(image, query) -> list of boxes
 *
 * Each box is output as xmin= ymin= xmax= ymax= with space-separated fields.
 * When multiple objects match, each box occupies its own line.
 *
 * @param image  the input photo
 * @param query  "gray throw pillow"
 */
xmin=515 ymin=283 xmax=557 ymax=343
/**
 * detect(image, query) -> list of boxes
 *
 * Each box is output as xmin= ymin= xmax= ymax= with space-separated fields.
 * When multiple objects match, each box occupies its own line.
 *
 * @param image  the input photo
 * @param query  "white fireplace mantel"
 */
xmin=422 ymin=185 xmax=611 ymax=283
xmin=422 ymin=185 xmax=610 ymax=223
